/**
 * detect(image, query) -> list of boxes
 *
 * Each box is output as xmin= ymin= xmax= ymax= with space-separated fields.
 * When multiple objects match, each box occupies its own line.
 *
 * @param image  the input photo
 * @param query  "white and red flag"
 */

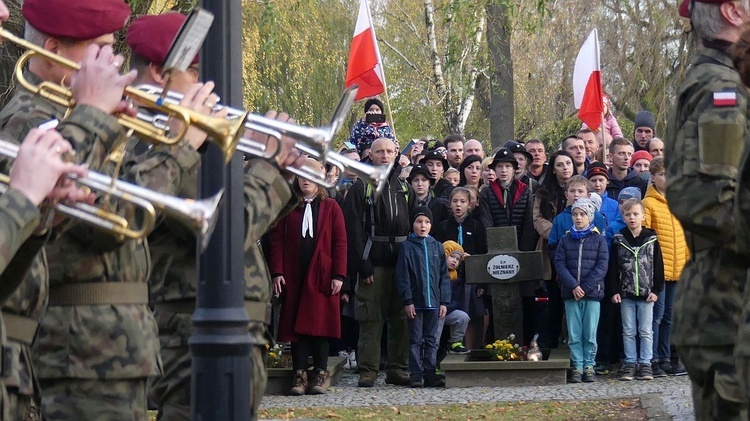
xmin=573 ymin=29 xmax=604 ymax=131
xmin=345 ymin=0 xmax=386 ymax=100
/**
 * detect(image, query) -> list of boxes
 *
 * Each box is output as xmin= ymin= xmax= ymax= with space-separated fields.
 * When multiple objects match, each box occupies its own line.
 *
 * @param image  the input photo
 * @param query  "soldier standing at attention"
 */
xmin=666 ymin=1 xmax=750 ymax=419
xmin=125 ymin=12 xmax=305 ymax=420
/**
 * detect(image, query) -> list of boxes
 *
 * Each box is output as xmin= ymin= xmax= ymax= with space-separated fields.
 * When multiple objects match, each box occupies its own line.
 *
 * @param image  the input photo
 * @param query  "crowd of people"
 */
xmin=283 ymin=98 xmax=690 ymax=390
xmin=3 ymin=0 xmax=750 ymax=420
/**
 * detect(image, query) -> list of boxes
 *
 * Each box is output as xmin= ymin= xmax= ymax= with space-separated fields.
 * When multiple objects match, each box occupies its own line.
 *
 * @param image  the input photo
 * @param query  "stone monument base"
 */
xmin=441 ymin=348 xmax=570 ymax=387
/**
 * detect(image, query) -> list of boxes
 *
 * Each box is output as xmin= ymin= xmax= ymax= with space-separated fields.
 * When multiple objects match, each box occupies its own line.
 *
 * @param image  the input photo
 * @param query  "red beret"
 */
xmin=126 ymin=13 xmax=198 ymax=66
xmin=679 ymin=0 xmax=732 ymax=18
xmin=23 ymin=0 xmax=130 ymax=40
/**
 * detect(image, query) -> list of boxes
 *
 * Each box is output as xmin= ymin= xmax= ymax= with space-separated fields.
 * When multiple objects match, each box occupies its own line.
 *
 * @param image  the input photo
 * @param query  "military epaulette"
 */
xmin=713 ymin=91 xmax=737 ymax=107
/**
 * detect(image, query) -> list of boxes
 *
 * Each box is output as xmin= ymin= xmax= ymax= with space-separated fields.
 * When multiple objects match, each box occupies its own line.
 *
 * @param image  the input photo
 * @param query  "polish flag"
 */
xmin=573 ymin=29 xmax=604 ymax=131
xmin=345 ymin=0 xmax=386 ymax=100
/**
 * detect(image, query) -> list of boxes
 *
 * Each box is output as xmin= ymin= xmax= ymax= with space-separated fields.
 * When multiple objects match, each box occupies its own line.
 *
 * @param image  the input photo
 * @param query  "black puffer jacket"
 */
xmin=479 ymin=178 xmax=538 ymax=252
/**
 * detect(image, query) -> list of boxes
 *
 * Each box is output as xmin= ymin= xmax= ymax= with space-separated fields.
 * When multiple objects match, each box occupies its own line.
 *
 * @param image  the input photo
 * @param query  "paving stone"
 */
xmin=261 ymin=369 xmax=695 ymax=419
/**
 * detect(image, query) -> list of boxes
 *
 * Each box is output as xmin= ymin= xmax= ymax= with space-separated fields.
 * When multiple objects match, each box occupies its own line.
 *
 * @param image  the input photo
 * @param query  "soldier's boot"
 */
xmin=308 ymin=369 xmax=328 ymax=395
xmin=289 ymin=370 xmax=308 ymax=395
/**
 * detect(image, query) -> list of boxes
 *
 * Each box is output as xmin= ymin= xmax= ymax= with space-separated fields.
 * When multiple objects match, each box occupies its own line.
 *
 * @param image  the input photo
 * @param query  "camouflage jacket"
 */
xmin=665 ymin=43 xmax=750 ymax=247
xmin=665 ymin=41 xmax=749 ymax=347
xmin=151 ymin=158 xmax=295 ymax=348
xmin=0 ymin=70 xmax=162 ymax=381
xmin=0 ymin=189 xmax=40 ymax=276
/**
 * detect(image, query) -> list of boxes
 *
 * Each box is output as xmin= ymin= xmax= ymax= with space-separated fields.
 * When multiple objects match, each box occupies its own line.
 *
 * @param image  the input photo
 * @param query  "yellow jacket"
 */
xmin=643 ymin=184 xmax=690 ymax=281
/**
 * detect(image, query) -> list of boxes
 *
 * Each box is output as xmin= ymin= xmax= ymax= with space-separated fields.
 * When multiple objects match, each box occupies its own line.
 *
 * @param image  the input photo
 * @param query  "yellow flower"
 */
xmin=497 ymin=355 xmax=503 ymax=360
xmin=265 ymin=344 xmax=270 ymax=350
xmin=269 ymin=352 xmax=277 ymax=359
xmin=485 ymin=344 xmax=493 ymax=349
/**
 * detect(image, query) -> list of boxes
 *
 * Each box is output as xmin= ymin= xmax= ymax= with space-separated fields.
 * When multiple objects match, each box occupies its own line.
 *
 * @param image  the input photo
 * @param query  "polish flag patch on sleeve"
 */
xmin=713 ymin=91 xmax=738 ymax=107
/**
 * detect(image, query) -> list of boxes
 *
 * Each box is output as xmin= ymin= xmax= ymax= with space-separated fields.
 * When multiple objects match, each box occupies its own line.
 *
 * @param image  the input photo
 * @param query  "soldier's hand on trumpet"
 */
xmin=9 ymin=129 xmax=90 ymax=207
xmin=244 ymin=110 xmax=305 ymax=172
xmin=170 ymin=81 xmax=228 ymax=150
xmin=70 ymin=44 xmax=137 ymax=117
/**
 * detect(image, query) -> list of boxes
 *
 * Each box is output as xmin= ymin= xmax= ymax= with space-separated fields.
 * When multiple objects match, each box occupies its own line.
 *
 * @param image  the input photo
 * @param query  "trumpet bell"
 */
xmin=183 ymin=189 xmax=225 ymax=252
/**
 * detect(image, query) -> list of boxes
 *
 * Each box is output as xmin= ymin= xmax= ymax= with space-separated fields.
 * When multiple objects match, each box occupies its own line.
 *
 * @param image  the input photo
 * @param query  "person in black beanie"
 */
xmin=632 ymin=111 xmax=656 ymax=151
xmin=347 ymin=97 xmax=396 ymax=150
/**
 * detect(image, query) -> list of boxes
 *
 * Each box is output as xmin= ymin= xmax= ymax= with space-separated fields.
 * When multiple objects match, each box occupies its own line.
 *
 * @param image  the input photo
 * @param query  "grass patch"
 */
xmin=260 ymin=398 xmax=646 ymax=420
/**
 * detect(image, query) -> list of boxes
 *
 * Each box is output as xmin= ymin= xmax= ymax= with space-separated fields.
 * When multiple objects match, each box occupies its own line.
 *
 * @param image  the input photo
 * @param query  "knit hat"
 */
xmin=410 ymin=206 xmax=433 ymax=226
xmin=572 ymin=198 xmax=596 ymax=222
xmin=589 ymin=192 xmax=602 ymax=211
xmin=503 ymin=140 xmax=533 ymax=164
xmin=489 ymin=148 xmax=518 ymax=170
xmin=633 ymin=111 xmax=656 ymax=131
xmin=630 ymin=150 xmax=653 ymax=167
xmin=420 ymin=150 xmax=449 ymax=171
xmin=618 ymin=186 xmax=642 ymax=201
xmin=364 ymin=98 xmax=384 ymax=114
xmin=443 ymin=240 xmax=464 ymax=258
xmin=407 ymin=164 xmax=435 ymax=185
xmin=586 ymin=162 xmax=609 ymax=180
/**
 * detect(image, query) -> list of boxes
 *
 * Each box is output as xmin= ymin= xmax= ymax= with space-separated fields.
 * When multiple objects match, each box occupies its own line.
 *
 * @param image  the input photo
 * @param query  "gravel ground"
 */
xmin=260 ymin=369 xmax=695 ymax=420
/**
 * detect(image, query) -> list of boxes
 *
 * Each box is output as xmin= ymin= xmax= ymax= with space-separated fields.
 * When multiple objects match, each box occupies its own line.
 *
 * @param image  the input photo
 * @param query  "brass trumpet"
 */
xmin=133 ymin=86 xmax=391 ymax=193
xmin=0 ymin=139 xmax=223 ymax=250
xmin=0 ymin=28 xmax=243 ymax=164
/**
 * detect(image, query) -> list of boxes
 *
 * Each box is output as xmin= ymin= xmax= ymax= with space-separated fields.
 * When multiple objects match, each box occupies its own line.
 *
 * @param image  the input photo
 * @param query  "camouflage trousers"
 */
xmin=6 ymin=390 xmax=39 ymax=421
xmin=679 ymin=345 xmax=747 ymax=421
xmin=355 ymin=266 xmax=409 ymax=374
xmin=39 ymin=378 xmax=147 ymax=421
xmin=149 ymin=312 xmax=267 ymax=421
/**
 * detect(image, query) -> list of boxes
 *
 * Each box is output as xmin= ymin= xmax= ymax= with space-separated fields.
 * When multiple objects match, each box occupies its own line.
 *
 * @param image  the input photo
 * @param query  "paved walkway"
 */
xmin=261 ymin=370 xmax=695 ymax=420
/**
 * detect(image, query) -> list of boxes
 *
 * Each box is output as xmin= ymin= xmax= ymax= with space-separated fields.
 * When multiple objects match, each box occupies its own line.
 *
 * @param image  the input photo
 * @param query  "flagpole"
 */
xmin=594 ymin=29 xmax=608 ymax=158
xmin=364 ymin=0 xmax=397 ymax=141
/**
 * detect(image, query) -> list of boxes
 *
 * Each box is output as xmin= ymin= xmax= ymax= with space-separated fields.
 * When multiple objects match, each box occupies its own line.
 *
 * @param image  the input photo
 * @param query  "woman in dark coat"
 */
xmin=270 ymin=158 xmax=347 ymax=396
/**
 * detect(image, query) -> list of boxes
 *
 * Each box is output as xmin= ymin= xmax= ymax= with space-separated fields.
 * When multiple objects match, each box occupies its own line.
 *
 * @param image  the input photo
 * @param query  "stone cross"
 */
xmin=464 ymin=226 xmax=543 ymax=346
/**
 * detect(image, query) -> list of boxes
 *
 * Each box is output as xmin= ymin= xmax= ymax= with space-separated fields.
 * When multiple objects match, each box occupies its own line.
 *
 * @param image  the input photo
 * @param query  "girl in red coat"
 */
xmin=270 ymin=158 xmax=348 ymax=396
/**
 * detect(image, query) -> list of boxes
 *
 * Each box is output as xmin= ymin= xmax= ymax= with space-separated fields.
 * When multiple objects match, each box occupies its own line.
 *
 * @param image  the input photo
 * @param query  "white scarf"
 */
xmin=302 ymin=198 xmax=314 ymax=238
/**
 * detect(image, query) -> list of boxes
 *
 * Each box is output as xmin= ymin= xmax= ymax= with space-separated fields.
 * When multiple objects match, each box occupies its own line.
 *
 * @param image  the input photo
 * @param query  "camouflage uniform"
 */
xmin=0 ymin=70 xmax=162 ymax=421
xmin=665 ymin=40 xmax=749 ymax=420
xmin=0 ymin=189 xmax=41 ymax=421
xmin=145 ymin=155 xmax=293 ymax=421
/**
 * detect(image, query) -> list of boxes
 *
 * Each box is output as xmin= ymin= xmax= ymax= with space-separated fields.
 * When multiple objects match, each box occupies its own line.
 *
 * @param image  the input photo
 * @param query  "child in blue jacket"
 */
xmin=396 ymin=206 xmax=451 ymax=388
xmin=554 ymin=198 xmax=609 ymax=384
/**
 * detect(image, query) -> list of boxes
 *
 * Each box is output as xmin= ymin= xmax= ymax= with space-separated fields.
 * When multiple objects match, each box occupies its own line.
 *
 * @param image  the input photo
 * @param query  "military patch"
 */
xmin=713 ymin=92 xmax=737 ymax=107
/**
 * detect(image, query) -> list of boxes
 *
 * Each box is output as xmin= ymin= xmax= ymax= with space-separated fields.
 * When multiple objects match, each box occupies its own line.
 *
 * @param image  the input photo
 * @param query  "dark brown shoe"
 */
xmin=309 ymin=369 xmax=328 ymax=394
xmin=358 ymin=371 xmax=377 ymax=387
xmin=385 ymin=369 xmax=410 ymax=386
xmin=289 ymin=369 xmax=308 ymax=395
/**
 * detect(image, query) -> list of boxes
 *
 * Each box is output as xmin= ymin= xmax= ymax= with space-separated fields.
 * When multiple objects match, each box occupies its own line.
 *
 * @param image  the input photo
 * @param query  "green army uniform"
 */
xmin=0 ymin=189 xmax=41 ymax=421
xmin=142 ymin=155 xmax=293 ymax=421
xmin=0 ymin=71 xmax=143 ymax=420
xmin=665 ymin=40 xmax=749 ymax=420
xmin=0 ymin=189 xmax=40 ymax=276
xmin=0 ymin=70 xmax=169 ymax=421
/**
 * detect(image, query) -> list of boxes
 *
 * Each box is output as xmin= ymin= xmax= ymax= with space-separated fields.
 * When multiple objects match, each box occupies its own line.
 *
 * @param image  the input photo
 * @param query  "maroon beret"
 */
xmin=126 ymin=13 xmax=198 ymax=66
xmin=679 ymin=0 xmax=732 ymax=18
xmin=23 ymin=0 xmax=130 ymax=40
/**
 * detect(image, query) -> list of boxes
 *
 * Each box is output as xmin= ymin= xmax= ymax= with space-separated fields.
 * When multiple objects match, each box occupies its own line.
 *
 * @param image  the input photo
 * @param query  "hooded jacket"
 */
xmin=606 ymin=168 xmax=648 ymax=200
xmin=642 ymin=185 xmax=690 ymax=281
xmin=607 ymin=227 xmax=665 ymax=300
xmin=395 ymin=234 xmax=451 ymax=309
